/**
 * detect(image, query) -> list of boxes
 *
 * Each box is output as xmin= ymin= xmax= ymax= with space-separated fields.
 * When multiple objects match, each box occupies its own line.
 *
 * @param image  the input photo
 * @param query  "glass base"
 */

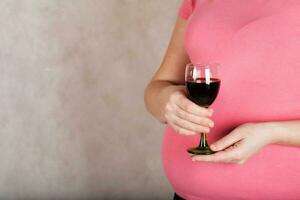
xmin=187 ymin=146 xmax=215 ymax=155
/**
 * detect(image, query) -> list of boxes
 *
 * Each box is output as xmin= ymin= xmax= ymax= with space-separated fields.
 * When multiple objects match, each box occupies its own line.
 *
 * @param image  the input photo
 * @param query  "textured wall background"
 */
xmin=0 ymin=0 xmax=180 ymax=199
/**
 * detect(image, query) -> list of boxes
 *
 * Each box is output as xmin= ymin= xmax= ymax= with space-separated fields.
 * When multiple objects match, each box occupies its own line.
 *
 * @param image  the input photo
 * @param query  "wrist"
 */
xmin=262 ymin=122 xmax=285 ymax=144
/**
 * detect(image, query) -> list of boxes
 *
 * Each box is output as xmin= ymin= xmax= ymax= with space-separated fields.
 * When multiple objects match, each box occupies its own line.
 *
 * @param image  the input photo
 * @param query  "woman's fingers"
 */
xmin=210 ymin=130 xmax=243 ymax=151
xmin=169 ymin=123 xmax=196 ymax=136
xmin=170 ymin=113 xmax=210 ymax=134
xmin=192 ymin=143 xmax=245 ymax=164
xmin=191 ymin=150 xmax=228 ymax=162
xmin=174 ymin=104 xmax=214 ymax=128
xmin=174 ymin=93 xmax=213 ymax=117
xmin=191 ymin=123 xmax=270 ymax=165
xmin=165 ymin=90 xmax=214 ymax=136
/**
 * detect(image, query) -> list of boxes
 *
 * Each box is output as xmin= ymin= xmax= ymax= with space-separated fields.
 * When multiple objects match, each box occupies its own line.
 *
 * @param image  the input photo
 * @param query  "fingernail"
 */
xmin=210 ymin=144 xmax=217 ymax=150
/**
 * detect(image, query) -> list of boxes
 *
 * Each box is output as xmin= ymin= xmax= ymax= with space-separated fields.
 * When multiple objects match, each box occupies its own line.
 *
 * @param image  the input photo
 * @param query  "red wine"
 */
xmin=186 ymin=78 xmax=220 ymax=107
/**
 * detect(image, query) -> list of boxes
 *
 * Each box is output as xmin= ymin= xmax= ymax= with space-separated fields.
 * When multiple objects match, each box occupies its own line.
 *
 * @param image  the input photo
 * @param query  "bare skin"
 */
xmin=144 ymin=16 xmax=300 ymax=165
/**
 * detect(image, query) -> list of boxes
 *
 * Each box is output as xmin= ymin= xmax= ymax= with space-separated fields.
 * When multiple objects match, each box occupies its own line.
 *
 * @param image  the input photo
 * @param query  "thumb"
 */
xmin=210 ymin=130 xmax=243 ymax=151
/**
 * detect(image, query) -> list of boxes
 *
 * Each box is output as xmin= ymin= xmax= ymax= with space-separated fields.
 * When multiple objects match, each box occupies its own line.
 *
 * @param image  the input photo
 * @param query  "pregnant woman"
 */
xmin=144 ymin=0 xmax=300 ymax=199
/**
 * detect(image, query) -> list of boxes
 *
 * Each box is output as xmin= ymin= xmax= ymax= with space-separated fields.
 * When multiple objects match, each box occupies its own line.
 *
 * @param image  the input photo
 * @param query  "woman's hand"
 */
xmin=191 ymin=122 xmax=276 ymax=164
xmin=164 ymin=88 xmax=214 ymax=136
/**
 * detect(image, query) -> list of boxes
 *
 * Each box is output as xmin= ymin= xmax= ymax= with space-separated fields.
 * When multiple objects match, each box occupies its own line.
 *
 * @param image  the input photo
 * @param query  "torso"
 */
xmin=162 ymin=0 xmax=300 ymax=199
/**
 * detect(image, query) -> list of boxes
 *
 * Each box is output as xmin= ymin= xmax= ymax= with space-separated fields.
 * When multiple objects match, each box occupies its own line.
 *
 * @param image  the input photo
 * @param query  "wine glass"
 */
xmin=185 ymin=63 xmax=221 ymax=155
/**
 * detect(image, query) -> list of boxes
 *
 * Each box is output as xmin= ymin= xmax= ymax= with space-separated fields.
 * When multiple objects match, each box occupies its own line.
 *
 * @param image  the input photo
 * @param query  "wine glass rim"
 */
xmin=187 ymin=62 xmax=220 ymax=67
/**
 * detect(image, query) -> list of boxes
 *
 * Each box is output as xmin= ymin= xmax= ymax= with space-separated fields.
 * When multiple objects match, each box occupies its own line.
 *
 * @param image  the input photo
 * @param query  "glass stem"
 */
xmin=198 ymin=133 xmax=209 ymax=148
xmin=198 ymin=105 xmax=210 ymax=148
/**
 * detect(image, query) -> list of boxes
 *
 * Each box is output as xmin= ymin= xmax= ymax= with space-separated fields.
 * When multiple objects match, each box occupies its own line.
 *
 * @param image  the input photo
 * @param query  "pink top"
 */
xmin=162 ymin=0 xmax=300 ymax=199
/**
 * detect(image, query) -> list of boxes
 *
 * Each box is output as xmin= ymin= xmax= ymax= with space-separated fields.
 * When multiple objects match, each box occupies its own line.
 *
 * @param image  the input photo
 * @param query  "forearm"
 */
xmin=267 ymin=120 xmax=300 ymax=146
xmin=144 ymin=80 xmax=185 ymax=123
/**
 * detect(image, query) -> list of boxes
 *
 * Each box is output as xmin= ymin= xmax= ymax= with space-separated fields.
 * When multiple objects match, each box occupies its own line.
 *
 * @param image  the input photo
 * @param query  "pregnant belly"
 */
xmin=162 ymin=125 xmax=300 ymax=200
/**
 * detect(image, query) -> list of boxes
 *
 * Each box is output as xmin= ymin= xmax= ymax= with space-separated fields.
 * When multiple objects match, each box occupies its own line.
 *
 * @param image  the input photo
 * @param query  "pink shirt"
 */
xmin=162 ymin=0 xmax=300 ymax=199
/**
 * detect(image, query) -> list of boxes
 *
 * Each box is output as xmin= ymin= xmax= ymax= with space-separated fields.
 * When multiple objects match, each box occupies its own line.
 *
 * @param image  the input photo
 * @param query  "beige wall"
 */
xmin=0 ymin=0 xmax=180 ymax=199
